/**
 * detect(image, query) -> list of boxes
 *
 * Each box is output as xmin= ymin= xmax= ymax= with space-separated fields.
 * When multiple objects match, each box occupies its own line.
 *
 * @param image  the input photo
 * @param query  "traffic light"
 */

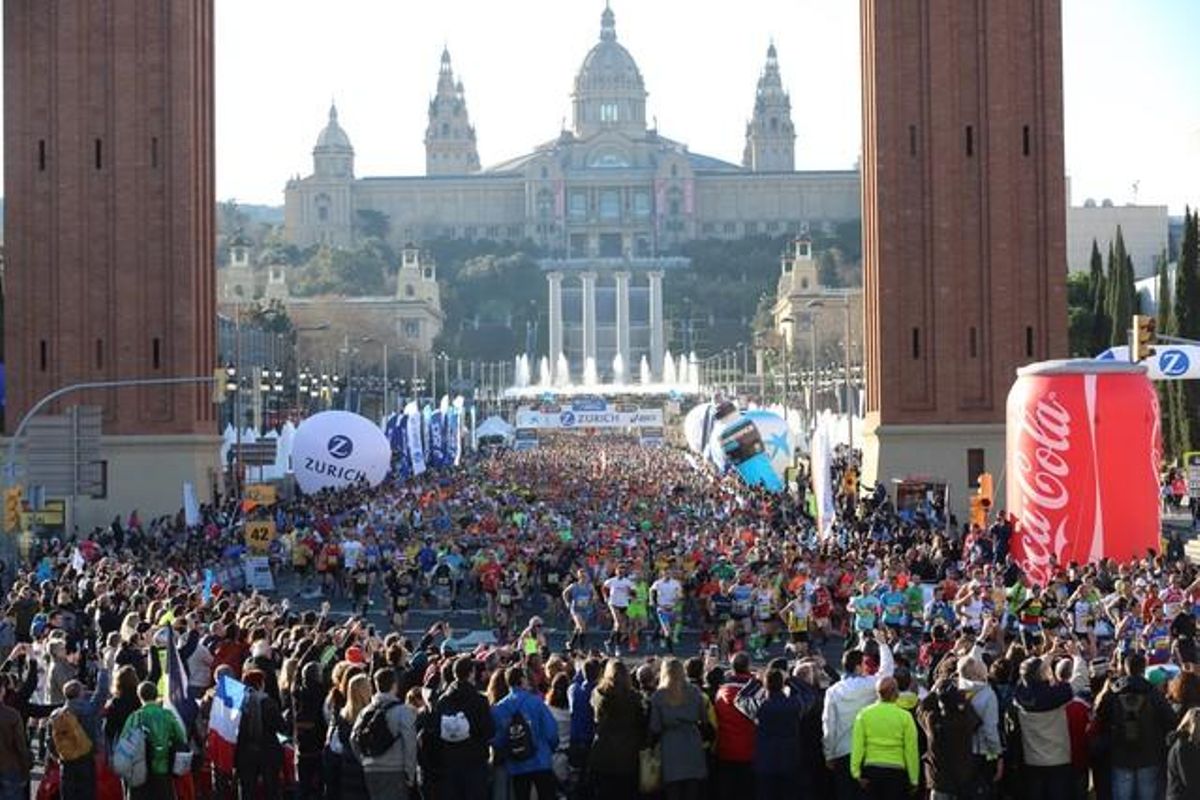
xmin=1131 ymin=314 xmax=1158 ymax=362
xmin=3 ymin=487 xmax=23 ymax=532
xmin=978 ymin=472 xmax=994 ymax=510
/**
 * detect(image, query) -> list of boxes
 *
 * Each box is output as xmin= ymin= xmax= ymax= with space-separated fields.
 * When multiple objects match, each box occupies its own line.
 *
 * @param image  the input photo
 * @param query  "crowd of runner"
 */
xmin=0 ymin=438 xmax=1197 ymax=800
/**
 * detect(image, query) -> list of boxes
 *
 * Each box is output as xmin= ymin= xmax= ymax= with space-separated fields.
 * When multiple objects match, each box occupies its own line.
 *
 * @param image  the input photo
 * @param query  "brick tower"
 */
xmin=4 ymin=1 xmax=218 ymax=522
xmin=859 ymin=0 xmax=1068 ymax=511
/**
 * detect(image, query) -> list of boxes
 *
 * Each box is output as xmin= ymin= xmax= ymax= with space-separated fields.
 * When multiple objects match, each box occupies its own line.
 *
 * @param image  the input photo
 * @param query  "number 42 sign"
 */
xmin=244 ymin=520 xmax=277 ymax=552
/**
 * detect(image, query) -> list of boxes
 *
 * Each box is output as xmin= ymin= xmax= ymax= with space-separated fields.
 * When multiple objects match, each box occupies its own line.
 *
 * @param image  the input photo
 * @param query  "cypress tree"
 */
xmin=1088 ymin=239 xmax=1108 ymax=353
xmin=1175 ymin=210 xmax=1200 ymax=451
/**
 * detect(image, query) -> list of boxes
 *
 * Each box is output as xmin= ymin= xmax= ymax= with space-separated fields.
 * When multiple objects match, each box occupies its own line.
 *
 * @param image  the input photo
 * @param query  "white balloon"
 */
xmin=704 ymin=401 xmax=741 ymax=470
xmin=742 ymin=409 xmax=793 ymax=484
xmin=291 ymin=411 xmax=391 ymax=494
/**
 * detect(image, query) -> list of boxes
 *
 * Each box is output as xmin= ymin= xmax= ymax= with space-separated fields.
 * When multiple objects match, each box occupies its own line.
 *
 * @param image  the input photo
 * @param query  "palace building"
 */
xmin=282 ymin=4 xmax=860 ymax=257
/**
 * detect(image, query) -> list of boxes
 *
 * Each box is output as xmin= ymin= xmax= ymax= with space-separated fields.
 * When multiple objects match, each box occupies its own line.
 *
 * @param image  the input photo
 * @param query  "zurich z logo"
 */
xmin=559 ymin=411 xmax=576 ymax=427
xmin=1159 ymin=349 xmax=1190 ymax=377
xmin=326 ymin=435 xmax=354 ymax=459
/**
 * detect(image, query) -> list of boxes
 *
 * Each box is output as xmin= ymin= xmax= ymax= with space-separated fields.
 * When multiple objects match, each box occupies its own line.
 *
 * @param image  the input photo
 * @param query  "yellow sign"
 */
xmin=245 ymin=520 xmax=277 ymax=552
xmin=245 ymin=484 xmax=277 ymax=507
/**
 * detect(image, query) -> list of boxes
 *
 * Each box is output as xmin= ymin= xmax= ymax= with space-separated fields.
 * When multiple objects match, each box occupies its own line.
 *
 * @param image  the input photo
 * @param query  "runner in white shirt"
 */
xmin=602 ymin=566 xmax=635 ymax=656
xmin=650 ymin=570 xmax=684 ymax=653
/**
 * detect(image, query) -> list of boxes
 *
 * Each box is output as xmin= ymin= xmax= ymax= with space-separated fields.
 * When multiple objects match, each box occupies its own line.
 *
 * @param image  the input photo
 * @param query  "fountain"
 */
xmin=555 ymin=352 xmax=571 ymax=387
xmin=662 ymin=349 xmax=677 ymax=385
xmin=639 ymin=355 xmax=652 ymax=385
xmin=689 ymin=352 xmax=700 ymax=388
xmin=676 ymin=353 xmax=689 ymax=386
xmin=538 ymin=356 xmax=552 ymax=388
xmin=611 ymin=353 xmax=626 ymax=385
xmin=514 ymin=355 xmax=531 ymax=389
xmin=583 ymin=356 xmax=599 ymax=387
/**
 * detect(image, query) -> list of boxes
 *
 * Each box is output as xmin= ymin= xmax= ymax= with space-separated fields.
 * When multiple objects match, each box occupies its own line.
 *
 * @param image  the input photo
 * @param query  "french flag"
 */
xmin=206 ymin=674 xmax=247 ymax=775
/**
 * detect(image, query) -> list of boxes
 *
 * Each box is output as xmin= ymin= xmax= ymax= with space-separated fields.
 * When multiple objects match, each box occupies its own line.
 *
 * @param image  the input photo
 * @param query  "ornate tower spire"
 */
xmin=425 ymin=47 xmax=481 ymax=175
xmin=743 ymin=42 xmax=795 ymax=172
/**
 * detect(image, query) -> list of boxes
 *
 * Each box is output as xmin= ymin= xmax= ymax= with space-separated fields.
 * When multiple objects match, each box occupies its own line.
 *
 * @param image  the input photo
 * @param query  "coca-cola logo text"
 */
xmin=1014 ymin=392 xmax=1071 ymax=583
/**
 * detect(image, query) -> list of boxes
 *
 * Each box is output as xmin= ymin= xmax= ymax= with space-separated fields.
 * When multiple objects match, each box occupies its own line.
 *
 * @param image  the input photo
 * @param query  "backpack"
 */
xmin=50 ymin=708 xmax=93 ymax=762
xmin=111 ymin=723 xmax=148 ymax=787
xmin=351 ymin=699 xmax=399 ymax=758
xmin=505 ymin=710 xmax=535 ymax=762
xmin=439 ymin=711 xmax=471 ymax=743
xmin=1115 ymin=693 xmax=1148 ymax=745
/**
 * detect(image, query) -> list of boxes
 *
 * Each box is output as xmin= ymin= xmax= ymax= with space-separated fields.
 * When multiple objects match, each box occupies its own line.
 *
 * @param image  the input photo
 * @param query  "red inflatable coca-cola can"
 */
xmin=1006 ymin=360 xmax=1161 ymax=585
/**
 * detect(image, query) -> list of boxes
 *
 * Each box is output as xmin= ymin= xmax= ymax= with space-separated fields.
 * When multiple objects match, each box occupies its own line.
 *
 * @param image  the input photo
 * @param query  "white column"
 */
xmin=614 ymin=271 xmax=631 ymax=368
xmin=547 ymin=271 xmax=563 ymax=380
xmin=648 ymin=270 xmax=664 ymax=378
xmin=580 ymin=271 xmax=597 ymax=365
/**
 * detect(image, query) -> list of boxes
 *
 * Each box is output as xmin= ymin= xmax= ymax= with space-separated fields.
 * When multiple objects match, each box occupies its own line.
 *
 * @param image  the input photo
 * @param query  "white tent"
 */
xmin=474 ymin=416 xmax=515 ymax=445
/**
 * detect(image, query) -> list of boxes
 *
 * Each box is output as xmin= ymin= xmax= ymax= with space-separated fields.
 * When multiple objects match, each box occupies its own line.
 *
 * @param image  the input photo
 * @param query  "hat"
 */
xmin=29 ymin=614 xmax=48 ymax=639
xmin=345 ymin=646 xmax=365 ymax=665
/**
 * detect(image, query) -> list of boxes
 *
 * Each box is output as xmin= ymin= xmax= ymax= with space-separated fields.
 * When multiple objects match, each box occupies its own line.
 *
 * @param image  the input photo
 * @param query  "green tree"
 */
xmin=1174 ymin=209 xmax=1200 ymax=451
xmin=1105 ymin=227 xmax=1136 ymax=347
xmin=1087 ymin=239 xmax=1109 ymax=353
xmin=1066 ymin=272 xmax=1095 ymax=357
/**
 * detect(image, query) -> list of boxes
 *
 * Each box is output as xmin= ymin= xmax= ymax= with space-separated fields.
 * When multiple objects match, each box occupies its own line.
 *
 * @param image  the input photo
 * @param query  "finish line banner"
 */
xmin=515 ymin=406 xmax=664 ymax=430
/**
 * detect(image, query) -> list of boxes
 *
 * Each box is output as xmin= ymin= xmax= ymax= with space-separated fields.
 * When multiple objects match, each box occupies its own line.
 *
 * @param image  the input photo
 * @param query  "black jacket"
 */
xmin=1166 ymin=733 xmax=1200 ymax=800
xmin=428 ymin=679 xmax=494 ymax=770
xmin=1094 ymin=675 xmax=1176 ymax=769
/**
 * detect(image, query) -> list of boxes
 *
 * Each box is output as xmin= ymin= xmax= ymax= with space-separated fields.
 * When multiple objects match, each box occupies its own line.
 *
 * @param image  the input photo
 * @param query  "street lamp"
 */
xmin=807 ymin=295 xmax=854 ymax=448
xmin=779 ymin=318 xmax=793 ymax=428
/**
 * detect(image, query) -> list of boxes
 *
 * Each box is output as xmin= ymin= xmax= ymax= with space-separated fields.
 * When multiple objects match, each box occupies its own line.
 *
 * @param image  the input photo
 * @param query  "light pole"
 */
xmin=807 ymin=296 xmax=853 ymax=447
xmin=780 ymin=318 xmax=793 ymax=428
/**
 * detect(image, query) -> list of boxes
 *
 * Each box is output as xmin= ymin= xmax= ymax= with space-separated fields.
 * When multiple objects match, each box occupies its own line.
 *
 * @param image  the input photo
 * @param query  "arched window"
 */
xmin=770 ymin=117 xmax=779 ymax=132
xmin=405 ymin=284 xmax=415 ymax=297
xmin=441 ymin=122 xmax=449 ymax=136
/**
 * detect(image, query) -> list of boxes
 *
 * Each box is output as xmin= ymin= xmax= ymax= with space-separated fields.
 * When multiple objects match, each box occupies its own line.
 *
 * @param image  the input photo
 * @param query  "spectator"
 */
xmin=356 ymin=667 xmax=417 ymax=800
xmin=714 ymin=651 xmax=758 ymax=800
xmin=649 ymin=657 xmax=707 ymax=800
xmin=491 ymin=665 xmax=558 ymax=800
xmin=1092 ymin=651 xmax=1177 ymax=800
xmin=1005 ymin=645 xmax=1087 ymax=800
xmin=119 ymin=681 xmax=186 ymax=800
xmin=332 ymin=672 xmax=373 ymax=800
xmin=752 ymin=667 xmax=804 ymax=800
xmin=0 ymin=680 xmax=30 ymax=800
xmin=588 ymin=659 xmax=645 ymax=799
xmin=917 ymin=679 xmax=982 ymax=799
xmin=431 ymin=656 xmax=494 ymax=800
xmin=1166 ymin=707 xmax=1200 ymax=800
xmin=850 ymin=677 xmax=920 ymax=799
xmin=824 ymin=630 xmax=895 ymax=800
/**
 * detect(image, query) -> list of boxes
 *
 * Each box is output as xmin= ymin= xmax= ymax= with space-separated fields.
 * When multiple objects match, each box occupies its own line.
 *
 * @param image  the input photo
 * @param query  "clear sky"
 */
xmin=4 ymin=1 xmax=1197 ymax=214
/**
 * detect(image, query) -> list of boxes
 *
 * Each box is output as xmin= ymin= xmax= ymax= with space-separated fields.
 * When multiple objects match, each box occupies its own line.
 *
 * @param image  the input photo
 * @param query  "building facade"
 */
xmin=859 ymin=0 xmax=1068 ymax=512
xmin=4 ymin=0 xmax=219 ymax=527
xmin=283 ymin=5 xmax=860 ymax=255
xmin=1066 ymin=200 xmax=1169 ymax=279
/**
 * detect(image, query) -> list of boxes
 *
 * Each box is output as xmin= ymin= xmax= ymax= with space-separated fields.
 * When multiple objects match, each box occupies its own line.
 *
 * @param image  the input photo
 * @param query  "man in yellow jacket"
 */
xmin=850 ymin=676 xmax=919 ymax=798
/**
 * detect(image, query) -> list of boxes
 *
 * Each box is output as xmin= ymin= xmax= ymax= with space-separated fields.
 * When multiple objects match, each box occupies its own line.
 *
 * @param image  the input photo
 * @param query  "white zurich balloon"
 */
xmin=291 ymin=410 xmax=391 ymax=494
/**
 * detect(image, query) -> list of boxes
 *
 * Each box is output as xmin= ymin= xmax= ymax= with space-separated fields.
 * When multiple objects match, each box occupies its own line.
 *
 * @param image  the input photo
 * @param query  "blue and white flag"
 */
xmin=407 ymin=408 xmax=426 ymax=476
xmin=428 ymin=410 xmax=445 ymax=468
xmin=448 ymin=402 xmax=462 ymax=466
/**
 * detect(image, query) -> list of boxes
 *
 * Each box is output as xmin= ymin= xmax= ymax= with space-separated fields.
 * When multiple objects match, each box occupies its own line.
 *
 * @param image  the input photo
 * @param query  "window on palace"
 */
xmin=723 ymin=222 xmax=737 ymax=234
xmin=633 ymin=191 xmax=651 ymax=217
xmin=569 ymin=191 xmax=588 ymax=219
xmin=441 ymin=122 xmax=449 ymax=136
xmin=537 ymin=189 xmax=553 ymax=218
xmin=404 ymin=320 xmax=421 ymax=338
xmin=317 ymin=205 xmax=328 ymax=222
xmin=405 ymin=284 xmax=415 ymax=297
xmin=507 ymin=225 xmax=522 ymax=237
xmin=38 ymin=139 xmax=46 ymax=171
xmin=600 ymin=102 xmax=619 ymax=122
xmin=1023 ymin=125 xmax=1031 ymax=157
xmin=570 ymin=233 xmax=588 ymax=256
xmin=599 ymin=233 xmax=622 ymax=257
xmin=599 ymin=190 xmax=620 ymax=220
xmin=635 ymin=236 xmax=651 ymax=256
xmin=487 ymin=226 xmax=500 ymax=238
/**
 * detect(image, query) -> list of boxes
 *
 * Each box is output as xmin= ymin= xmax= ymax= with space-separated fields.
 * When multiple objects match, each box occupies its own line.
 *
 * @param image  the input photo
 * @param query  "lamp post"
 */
xmin=807 ymin=296 xmax=853 ymax=447
xmin=780 ymin=318 xmax=793 ymax=428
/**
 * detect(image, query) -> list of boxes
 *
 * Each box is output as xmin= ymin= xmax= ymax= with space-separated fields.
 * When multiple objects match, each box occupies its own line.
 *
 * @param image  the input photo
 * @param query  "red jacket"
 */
xmin=714 ymin=675 xmax=756 ymax=763
xmin=1064 ymin=696 xmax=1091 ymax=772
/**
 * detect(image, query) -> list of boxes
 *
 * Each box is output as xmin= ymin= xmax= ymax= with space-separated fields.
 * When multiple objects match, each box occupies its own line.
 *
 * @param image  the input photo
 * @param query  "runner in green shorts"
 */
xmin=627 ymin=576 xmax=649 ymax=653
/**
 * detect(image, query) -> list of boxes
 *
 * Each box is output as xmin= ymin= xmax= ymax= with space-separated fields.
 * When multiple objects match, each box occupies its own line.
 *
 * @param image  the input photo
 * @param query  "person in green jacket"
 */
xmin=121 ymin=681 xmax=187 ymax=800
xmin=850 ymin=676 xmax=920 ymax=797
